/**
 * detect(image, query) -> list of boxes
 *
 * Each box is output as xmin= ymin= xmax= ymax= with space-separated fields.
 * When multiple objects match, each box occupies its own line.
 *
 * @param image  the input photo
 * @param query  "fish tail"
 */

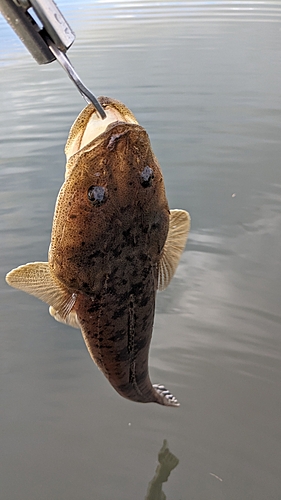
xmin=113 ymin=379 xmax=180 ymax=407
xmin=152 ymin=384 xmax=180 ymax=407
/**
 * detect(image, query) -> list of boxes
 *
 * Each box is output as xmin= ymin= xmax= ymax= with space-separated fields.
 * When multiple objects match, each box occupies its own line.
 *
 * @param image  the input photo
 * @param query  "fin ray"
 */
xmin=158 ymin=209 xmax=190 ymax=291
xmin=6 ymin=262 xmax=76 ymax=319
xmin=49 ymin=306 xmax=80 ymax=329
xmin=153 ymin=384 xmax=180 ymax=407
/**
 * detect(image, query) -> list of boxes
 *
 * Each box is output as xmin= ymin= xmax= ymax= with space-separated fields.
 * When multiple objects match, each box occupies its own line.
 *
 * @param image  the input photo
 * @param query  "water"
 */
xmin=1 ymin=1 xmax=281 ymax=499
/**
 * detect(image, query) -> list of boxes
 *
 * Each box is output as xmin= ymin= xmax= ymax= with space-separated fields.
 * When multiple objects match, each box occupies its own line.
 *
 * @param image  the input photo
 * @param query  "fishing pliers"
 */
xmin=0 ymin=0 xmax=106 ymax=119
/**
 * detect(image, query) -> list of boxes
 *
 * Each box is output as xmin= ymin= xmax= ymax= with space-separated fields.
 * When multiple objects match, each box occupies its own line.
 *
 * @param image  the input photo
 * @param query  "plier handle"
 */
xmin=0 ymin=0 xmax=106 ymax=119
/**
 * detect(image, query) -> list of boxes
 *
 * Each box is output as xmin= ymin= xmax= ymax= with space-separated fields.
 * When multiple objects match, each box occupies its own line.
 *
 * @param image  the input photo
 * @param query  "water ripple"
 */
xmin=1 ymin=0 xmax=281 ymax=65
xmin=80 ymin=0 xmax=281 ymax=22
xmin=1 ymin=1 xmax=281 ymax=46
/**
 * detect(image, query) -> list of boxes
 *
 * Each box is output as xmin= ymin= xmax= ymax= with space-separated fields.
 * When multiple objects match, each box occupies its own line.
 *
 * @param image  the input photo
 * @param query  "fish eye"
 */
xmin=88 ymin=185 xmax=107 ymax=205
xmin=140 ymin=166 xmax=154 ymax=187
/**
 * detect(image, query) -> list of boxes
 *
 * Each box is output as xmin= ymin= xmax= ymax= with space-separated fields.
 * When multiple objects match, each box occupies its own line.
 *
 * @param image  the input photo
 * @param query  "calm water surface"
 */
xmin=1 ymin=1 xmax=281 ymax=499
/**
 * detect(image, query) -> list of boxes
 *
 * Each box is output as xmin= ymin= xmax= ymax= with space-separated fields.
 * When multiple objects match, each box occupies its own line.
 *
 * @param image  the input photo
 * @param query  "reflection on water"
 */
xmin=1 ymin=1 xmax=281 ymax=500
xmin=145 ymin=440 xmax=179 ymax=500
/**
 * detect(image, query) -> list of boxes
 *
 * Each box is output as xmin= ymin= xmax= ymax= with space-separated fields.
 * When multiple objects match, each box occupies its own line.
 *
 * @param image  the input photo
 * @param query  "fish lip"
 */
xmin=65 ymin=97 xmax=140 ymax=159
xmin=104 ymin=120 xmax=128 ymax=133
xmin=65 ymin=123 xmax=146 ymax=174
xmin=104 ymin=121 xmax=145 ymax=137
xmin=78 ymin=122 xmax=145 ymax=155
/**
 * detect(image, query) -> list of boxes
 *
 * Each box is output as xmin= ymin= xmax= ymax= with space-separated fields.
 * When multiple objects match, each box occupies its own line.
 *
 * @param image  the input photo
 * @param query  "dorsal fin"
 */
xmin=158 ymin=209 xmax=190 ymax=291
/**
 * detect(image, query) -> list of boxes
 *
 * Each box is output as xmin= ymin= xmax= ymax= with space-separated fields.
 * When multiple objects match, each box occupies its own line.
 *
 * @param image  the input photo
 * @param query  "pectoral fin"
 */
xmin=6 ymin=262 xmax=76 ymax=319
xmin=49 ymin=306 xmax=80 ymax=329
xmin=158 ymin=209 xmax=191 ymax=291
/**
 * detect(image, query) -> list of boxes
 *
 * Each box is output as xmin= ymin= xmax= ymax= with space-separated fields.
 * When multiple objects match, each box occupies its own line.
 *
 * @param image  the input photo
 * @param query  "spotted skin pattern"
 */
xmin=6 ymin=97 xmax=190 ymax=407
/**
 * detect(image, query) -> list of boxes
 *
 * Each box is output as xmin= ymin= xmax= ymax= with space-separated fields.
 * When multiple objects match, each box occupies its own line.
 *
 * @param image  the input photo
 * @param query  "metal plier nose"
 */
xmin=0 ymin=0 xmax=106 ymax=119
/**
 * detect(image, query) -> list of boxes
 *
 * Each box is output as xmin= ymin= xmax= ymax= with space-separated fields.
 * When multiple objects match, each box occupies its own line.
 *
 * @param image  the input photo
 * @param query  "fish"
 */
xmin=6 ymin=96 xmax=190 ymax=407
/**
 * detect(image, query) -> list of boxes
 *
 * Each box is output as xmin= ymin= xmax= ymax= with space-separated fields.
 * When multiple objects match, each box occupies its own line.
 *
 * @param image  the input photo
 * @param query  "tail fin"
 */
xmin=153 ymin=384 xmax=180 ymax=407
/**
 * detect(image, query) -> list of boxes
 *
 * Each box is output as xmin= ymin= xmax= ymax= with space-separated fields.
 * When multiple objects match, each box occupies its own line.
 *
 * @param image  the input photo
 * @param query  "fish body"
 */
xmin=6 ymin=96 xmax=190 ymax=406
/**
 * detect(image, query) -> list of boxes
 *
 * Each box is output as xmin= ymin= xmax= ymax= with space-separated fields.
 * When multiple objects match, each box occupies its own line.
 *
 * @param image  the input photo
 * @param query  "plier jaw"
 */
xmin=0 ymin=0 xmax=106 ymax=119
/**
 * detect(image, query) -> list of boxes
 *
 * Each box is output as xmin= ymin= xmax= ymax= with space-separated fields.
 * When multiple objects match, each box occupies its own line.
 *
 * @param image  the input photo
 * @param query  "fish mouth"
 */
xmin=65 ymin=96 xmax=138 ymax=160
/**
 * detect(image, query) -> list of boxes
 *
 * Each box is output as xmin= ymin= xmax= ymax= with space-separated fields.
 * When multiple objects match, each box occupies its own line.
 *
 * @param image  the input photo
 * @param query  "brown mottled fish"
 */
xmin=6 ymin=96 xmax=190 ymax=407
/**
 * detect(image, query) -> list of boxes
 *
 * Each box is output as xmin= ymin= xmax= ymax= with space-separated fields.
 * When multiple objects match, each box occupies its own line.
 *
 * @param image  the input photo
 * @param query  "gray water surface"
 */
xmin=1 ymin=1 xmax=281 ymax=499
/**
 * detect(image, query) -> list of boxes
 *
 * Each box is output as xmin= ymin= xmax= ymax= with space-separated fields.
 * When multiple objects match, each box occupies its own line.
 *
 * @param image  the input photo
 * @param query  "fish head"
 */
xmin=64 ymin=96 xmax=139 ymax=166
xmin=49 ymin=97 xmax=170 ymax=293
